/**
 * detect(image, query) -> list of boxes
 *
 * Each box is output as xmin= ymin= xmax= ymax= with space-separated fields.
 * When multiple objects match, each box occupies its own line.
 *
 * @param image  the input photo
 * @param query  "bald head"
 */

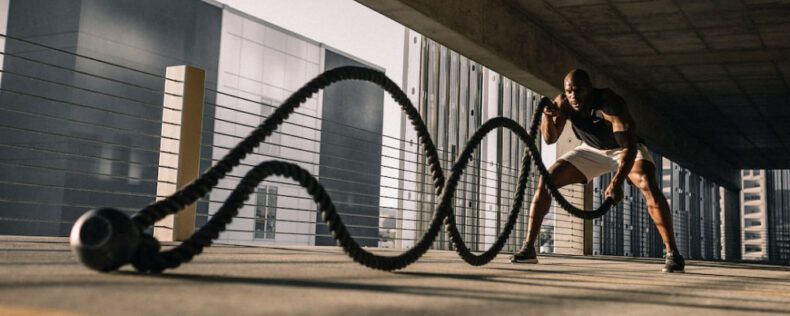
xmin=563 ymin=69 xmax=593 ymax=110
xmin=564 ymin=69 xmax=591 ymax=88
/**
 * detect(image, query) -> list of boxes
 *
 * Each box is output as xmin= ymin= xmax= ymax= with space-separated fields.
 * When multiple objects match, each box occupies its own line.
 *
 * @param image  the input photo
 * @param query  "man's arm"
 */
xmin=540 ymin=95 xmax=568 ymax=144
xmin=602 ymin=90 xmax=637 ymax=202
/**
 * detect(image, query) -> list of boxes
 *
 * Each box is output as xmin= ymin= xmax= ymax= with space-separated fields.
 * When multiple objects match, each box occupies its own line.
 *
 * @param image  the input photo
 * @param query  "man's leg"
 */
xmin=523 ymin=160 xmax=587 ymax=249
xmin=626 ymin=160 xmax=678 ymax=252
xmin=627 ymin=160 xmax=684 ymax=272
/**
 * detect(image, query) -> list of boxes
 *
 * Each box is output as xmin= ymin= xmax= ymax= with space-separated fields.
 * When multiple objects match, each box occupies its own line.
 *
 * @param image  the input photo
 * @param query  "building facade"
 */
xmin=0 ymin=0 xmax=384 ymax=247
xmin=210 ymin=7 xmax=383 ymax=246
xmin=766 ymin=170 xmax=790 ymax=264
xmin=741 ymin=170 xmax=768 ymax=260
xmin=399 ymin=31 xmax=542 ymax=253
xmin=742 ymin=169 xmax=790 ymax=264
xmin=0 ymin=0 xmax=222 ymax=236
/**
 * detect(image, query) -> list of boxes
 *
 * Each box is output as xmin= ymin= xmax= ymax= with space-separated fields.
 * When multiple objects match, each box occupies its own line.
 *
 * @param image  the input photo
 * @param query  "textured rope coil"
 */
xmin=127 ymin=66 xmax=614 ymax=273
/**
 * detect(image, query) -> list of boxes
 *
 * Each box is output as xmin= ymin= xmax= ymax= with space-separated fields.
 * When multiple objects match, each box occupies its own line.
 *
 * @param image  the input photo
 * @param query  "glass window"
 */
xmin=745 ymin=245 xmax=762 ymax=252
xmin=255 ymin=186 xmax=277 ymax=239
xmin=744 ymin=180 xmax=759 ymax=189
xmin=745 ymin=219 xmax=761 ymax=228
xmin=744 ymin=193 xmax=760 ymax=202
xmin=258 ymin=105 xmax=281 ymax=156
xmin=265 ymin=187 xmax=277 ymax=239
xmin=744 ymin=205 xmax=760 ymax=214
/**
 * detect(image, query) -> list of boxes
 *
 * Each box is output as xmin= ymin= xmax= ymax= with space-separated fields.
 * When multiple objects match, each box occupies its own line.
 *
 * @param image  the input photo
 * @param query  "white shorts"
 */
xmin=558 ymin=142 xmax=655 ymax=183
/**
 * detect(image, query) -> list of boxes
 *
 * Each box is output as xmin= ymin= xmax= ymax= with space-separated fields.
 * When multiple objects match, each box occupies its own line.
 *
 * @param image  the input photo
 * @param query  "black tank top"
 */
xmin=568 ymin=89 xmax=621 ymax=150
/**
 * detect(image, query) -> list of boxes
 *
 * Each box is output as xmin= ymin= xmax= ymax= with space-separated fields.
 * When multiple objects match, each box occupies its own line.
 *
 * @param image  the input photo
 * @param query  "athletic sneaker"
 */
xmin=510 ymin=245 xmax=538 ymax=264
xmin=662 ymin=250 xmax=685 ymax=273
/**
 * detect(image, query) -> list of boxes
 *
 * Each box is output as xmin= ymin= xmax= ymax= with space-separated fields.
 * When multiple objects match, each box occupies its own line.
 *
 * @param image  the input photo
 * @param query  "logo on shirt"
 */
xmin=592 ymin=109 xmax=605 ymax=123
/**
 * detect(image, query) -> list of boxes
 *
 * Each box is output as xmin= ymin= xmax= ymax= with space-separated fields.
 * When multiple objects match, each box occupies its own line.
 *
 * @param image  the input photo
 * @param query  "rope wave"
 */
xmin=78 ymin=66 xmax=614 ymax=273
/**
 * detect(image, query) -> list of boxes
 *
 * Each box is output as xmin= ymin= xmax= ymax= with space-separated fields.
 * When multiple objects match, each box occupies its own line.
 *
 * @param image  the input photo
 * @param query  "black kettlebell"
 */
xmin=69 ymin=208 xmax=140 ymax=272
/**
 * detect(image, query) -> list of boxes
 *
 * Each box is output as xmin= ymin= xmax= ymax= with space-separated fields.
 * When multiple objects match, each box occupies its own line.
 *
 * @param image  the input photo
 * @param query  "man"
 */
xmin=510 ymin=69 xmax=685 ymax=273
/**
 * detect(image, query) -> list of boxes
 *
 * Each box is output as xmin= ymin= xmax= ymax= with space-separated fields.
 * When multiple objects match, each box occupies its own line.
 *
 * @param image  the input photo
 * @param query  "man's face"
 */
xmin=564 ymin=79 xmax=590 ymax=111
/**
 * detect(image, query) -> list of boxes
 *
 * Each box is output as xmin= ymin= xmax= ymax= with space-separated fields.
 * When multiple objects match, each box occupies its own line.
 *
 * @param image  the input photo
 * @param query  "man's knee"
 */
xmin=632 ymin=174 xmax=664 ymax=209
xmin=632 ymin=174 xmax=651 ymax=192
xmin=534 ymin=176 xmax=553 ymax=205
xmin=538 ymin=166 xmax=575 ymax=189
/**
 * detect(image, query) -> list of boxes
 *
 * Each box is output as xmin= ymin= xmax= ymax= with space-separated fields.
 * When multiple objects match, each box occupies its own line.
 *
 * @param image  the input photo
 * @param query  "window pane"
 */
xmin=265 ymin=187 xmax=277 ymax=239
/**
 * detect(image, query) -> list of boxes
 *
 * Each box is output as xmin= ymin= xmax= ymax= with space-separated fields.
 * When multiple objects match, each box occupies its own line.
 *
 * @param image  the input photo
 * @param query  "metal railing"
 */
xmin=0 ymin=30 xmax=737 ymax=262
xmin=0 ymin=32 xmax=592 ymax=255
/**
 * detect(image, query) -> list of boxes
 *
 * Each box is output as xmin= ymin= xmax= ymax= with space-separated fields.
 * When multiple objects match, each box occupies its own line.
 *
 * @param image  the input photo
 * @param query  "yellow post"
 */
xmin=154 ymin=65 xmax=205 ymax=242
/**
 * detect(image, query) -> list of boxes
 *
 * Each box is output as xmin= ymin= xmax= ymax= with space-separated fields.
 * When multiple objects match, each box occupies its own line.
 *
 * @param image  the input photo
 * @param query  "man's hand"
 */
xmin=540 ymin=96 xmax=560 ymax=118
xmin=605 ymin=182 xmax=624 ymax=204
xmin=539 ymin=95 xmax=568 ymax=144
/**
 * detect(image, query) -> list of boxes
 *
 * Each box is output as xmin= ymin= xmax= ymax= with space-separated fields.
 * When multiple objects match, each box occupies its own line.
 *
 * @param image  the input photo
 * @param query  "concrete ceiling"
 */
xmin=356 ymin=0 xmax=790 ymax=188
xmin=510 ymin=0 xmax=790 ymax=169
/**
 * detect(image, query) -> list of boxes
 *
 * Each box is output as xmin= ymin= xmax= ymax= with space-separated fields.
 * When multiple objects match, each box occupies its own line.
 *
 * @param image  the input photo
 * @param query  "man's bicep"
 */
xmin=608 ymin=113 xmax=633 ymax=133
xmin=602 ymin=91 xmax=633 ymax=133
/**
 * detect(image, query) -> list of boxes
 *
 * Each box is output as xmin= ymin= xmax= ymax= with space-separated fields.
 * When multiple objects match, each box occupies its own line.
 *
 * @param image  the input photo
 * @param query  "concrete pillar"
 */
xmin=154 ymin=65 xmax=206 ymax=242
xmin=583 ymin=182 xmax=593 ymax=255
xmin=721 ymin=187 xmax=742 ymax=261
xmin=553 ymin=125 xmax=590 ymax=255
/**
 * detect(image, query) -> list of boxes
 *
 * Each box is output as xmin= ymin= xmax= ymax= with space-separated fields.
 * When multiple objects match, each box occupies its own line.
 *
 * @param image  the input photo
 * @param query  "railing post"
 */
xmin=154 ymin=65 xmax=206 ymax=242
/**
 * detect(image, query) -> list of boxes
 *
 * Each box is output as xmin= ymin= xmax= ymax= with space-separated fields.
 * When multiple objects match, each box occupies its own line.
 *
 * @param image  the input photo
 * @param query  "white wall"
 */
xmin=213 ymin=9 xmax=322 ymax=245
xmin=211 ymin=0 xmax=407 ymax=210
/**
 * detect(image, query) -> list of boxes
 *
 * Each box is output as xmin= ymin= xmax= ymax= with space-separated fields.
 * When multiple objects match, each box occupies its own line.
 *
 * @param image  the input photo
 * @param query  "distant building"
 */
xmin=742 ymin=169 xmax=790 ymax=263
xmin=378 ymin=207 xmax=398 ymax=248
xmin=741 ymin=170 xmax=767 ymax=260
xmin=0 ymin=0 xmax=223 ymax=236
xmin=766 ymin=170 xmax=790 ymax=263
xmin=399 ymin=31 xmax=541 ymax=253
xmin=212 ymin=7 xmax=384 ymax=247
xmin=0 ymin=0 xmax=384 ymax=247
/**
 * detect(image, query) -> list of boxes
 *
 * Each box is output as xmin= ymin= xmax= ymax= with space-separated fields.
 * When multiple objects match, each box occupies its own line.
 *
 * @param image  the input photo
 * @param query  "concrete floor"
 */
xmin=2 ymin=236 xmax=790 ymax=316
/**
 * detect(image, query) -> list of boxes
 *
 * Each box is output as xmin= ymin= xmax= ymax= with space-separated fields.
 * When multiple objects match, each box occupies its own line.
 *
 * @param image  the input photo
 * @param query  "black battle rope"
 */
xmin=96 ymin=66 xmax=615 ymax=273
